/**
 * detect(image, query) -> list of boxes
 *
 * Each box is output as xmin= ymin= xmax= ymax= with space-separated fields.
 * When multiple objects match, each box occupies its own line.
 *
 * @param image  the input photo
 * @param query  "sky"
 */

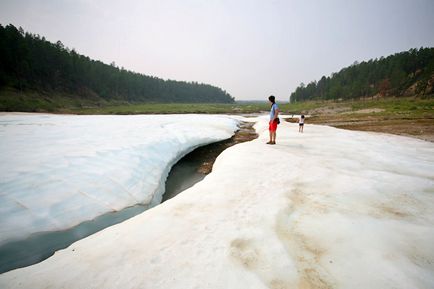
xmin=1 ymin=0 xmax=434 ymax=101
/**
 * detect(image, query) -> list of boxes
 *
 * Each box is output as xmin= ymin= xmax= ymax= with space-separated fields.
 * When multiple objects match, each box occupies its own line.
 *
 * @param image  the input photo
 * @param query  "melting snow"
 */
xmin=0 ymin=113 xmax=239 ymax=245
xmin=1 ymin=115 xmax=434 ymax=289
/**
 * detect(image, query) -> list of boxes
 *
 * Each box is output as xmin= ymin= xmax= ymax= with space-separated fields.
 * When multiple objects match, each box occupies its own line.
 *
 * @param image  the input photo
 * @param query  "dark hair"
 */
xmin=301 ymin=115 xmax=305 ymax=119
xmin=268 ymin=95 xmax=275 ymax=103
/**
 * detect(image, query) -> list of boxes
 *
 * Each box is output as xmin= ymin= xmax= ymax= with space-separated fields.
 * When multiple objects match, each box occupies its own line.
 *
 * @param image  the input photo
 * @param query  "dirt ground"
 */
xmin=287 ymin=114 xmax=434 ymax=143
xmin=196 ymin=122 xmax=258 ymax=174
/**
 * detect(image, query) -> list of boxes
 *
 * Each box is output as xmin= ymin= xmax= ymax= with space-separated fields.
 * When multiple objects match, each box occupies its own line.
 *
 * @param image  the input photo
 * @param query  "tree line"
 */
xmin=290 ymin=47 xmax=434 ymax=102
xmin=0 ymin=24 xmax=234 ymax=103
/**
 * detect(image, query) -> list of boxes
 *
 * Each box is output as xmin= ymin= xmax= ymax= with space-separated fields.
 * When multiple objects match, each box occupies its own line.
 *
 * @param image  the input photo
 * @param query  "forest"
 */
xmin=290 ymin=47 xmax=434 ymax=102
xmin=0 ymin=24 xmax=234 ymax=105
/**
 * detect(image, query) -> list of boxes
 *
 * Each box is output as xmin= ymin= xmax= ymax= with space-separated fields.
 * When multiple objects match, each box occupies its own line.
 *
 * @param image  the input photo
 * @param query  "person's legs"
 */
xmin=301 ymin=124 xmax=304 ymax=133
xmin=267 ymin=122 xmax=273 ymax=144
xmin=268 ymin=121 xmax=277 ymax=144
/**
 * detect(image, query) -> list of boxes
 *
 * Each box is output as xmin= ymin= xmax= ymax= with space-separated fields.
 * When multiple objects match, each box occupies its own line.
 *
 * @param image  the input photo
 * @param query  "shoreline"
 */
xmin=286 ymin=116 xmax=434 ymax=142
xmin=3 ymin=110 xmax=432 ymax=143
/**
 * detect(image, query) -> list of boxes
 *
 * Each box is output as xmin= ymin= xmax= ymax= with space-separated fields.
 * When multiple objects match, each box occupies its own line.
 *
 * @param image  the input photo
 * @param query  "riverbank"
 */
xmin=305 ymin=114 xmax=434 ymax=142
xmin=3 ymin=93 xmax=432 ymax=142
xmin=285 ymin=97 xmax=434 ymax=142
xmin=2 ymin=118 xmax=433 ymax=289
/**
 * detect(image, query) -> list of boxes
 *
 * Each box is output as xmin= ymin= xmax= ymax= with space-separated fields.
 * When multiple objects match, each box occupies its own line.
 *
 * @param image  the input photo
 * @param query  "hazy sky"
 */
xmin=1 ymin=0 xmax=434 ymax=100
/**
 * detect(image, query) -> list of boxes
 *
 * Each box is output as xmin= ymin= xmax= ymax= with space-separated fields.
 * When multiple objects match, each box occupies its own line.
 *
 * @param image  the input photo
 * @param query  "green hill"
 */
xmin=290 ymin=48 xmax=434 ymax=102
xmin=0 ymin=24 xmax=234 ymax=111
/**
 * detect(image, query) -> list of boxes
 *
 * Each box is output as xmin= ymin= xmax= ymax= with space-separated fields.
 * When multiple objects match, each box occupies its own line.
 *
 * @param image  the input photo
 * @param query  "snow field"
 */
xmin=1 ymin=116 xmax=434 ymax=288
xmin=0 ymin=114 xmax=239 ymax=245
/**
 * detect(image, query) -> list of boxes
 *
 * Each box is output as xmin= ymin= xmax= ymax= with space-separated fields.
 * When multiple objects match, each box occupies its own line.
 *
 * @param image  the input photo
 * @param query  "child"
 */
xmin=299 ymin=114 xmax=305 ymax=133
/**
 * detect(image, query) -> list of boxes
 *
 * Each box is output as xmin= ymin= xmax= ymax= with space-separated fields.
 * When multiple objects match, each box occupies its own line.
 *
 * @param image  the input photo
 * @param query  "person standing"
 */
xmin=267 ymin=95 xmax=279 ymax=144
xmin=299 ymin=114 xmax=305 ymax=133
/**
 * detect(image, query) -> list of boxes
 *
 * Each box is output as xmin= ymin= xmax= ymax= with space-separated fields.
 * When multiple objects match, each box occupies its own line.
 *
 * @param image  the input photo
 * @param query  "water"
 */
xmin=0 ymin=205 xmax=149 ymax=273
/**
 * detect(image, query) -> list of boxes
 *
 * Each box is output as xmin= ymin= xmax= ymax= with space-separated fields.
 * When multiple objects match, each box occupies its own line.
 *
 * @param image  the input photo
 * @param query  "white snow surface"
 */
xmin=0 ymin=113 xmax=239 ymax=245
xmin=1 ymin=117 xmax=434 ymax=289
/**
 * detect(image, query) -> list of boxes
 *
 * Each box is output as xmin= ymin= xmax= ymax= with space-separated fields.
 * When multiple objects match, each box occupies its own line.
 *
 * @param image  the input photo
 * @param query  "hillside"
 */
xmin=0 ymin=24 xmax=234 ymax=111
xmin=290 ymin=48 xmax=434 ymax=102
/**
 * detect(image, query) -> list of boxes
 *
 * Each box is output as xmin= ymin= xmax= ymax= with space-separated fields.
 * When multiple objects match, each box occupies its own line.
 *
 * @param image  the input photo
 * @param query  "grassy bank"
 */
xmin=1 ymin=89 xmax=433 ymax=141
xmin=1 ymin=89 xmax=432 ymax=117
xmin=70 ymin=103 xmax=264 ymax=114
xmin=0 ymin=89 xmax=275 ymax=114
xmin=0 ymin=89 xmax=110 ymax=112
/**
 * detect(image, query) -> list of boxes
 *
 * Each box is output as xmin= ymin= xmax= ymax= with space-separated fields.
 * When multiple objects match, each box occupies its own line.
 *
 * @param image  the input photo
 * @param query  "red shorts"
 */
xmin=269 ymin=120 xmax=277 ymax=132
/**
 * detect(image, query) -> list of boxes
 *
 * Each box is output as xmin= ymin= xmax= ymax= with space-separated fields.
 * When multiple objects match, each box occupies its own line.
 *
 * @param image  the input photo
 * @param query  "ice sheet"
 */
xmin=0 ymin=113 xmax=239 ymax=244
xmin=1 ymin=116 xmax=434 ymax=289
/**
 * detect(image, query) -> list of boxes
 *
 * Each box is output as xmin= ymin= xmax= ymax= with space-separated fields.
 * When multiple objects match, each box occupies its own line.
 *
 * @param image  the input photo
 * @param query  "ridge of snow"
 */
xmin=0 ymin=114 xmax=239 ymax=245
